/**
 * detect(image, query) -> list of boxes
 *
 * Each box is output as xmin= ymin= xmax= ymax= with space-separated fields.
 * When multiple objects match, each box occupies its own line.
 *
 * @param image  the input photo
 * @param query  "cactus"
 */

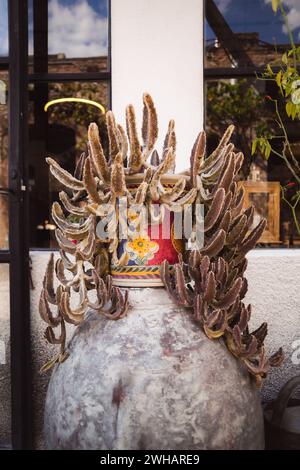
xmin=160 ymin=124 xmax=283 ymax=386
xmin=39 ymin=93 xmax=283 ymax=384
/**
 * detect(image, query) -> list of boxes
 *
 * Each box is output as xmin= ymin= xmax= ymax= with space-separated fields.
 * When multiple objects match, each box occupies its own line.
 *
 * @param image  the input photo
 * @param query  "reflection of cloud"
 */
xmin=265 ymin=0 xmax=300 ymax=37
xmin=48 ymin=0 xmax=108 ymax=57
xmin=0 ymin=0 xmax=8 ymax=56
xmin=286 ymin=8 xmax=300 ymax=35
xmin=215 ymin=0 xmax=232 ymax=13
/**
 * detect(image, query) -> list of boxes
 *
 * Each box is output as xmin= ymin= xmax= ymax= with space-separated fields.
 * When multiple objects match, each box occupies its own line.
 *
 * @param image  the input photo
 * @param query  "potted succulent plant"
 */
xmin=39 ymin=93 xmax=283 ymax=450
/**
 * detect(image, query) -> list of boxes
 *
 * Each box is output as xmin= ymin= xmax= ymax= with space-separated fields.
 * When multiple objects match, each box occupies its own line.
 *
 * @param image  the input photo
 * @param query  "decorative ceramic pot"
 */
xmin=111 ymin=174 xmax=186 ymax=287
xmin=44 ymin=288 xmax=264 ymax=450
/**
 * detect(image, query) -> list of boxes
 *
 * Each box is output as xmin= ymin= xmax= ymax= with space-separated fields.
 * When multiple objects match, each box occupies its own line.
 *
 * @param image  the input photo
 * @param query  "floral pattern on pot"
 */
xmin=125 ymin=234 xmax=159 ymax=265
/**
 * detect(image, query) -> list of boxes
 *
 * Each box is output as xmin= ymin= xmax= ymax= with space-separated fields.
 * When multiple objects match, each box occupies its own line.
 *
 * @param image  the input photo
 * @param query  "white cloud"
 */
xmin=48 ymin=0 xmax=108 ymax=57
xmin=265 ymin=0 xmax=300 ymax=36
xmin=0 ymin=0 xmax=8 ymax=56
xmin=286 ymin=7 xmax=300 ymax=33
xmin=215 ymin=0 xmax=232 ymax=13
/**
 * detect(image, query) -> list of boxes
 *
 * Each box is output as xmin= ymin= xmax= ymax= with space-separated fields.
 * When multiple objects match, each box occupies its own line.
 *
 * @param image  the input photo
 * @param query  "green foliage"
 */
xmin=251 ymin=137 xmax=272 ymax=160
xmin=207 ymin=79 xmax=267 ymax=132
xmin=255 ymin=0 xmax=300 ymax=237
xmin=263 ymin=47 xmax=300 ymax=120
xmin=206 ymin=79 xmax=274 ymax=177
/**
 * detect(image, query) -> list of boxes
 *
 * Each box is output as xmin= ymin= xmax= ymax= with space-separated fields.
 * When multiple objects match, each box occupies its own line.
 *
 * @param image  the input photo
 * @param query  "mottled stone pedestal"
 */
xmin=44 ymin=288 xmax=264 ymax=450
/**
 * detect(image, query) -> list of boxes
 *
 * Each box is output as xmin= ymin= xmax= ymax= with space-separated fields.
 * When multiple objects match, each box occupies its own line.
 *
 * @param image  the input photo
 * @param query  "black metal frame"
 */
xmin=0 ymin=0 xmax=112 ymax=449
xmin=0 ymin=251 xmax=10 ymax=263
xmin=205 ymin=66 xmax=272 ymax=79
xmin=29 ymin=71 xmax=111 ymax=82
xmin=7 ymin=0 xmax=32 ymax=450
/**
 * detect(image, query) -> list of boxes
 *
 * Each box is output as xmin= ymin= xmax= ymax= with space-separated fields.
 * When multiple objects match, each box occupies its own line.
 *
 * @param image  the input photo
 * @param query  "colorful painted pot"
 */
xmin=111 ymin=174 xmax=187 ymax=287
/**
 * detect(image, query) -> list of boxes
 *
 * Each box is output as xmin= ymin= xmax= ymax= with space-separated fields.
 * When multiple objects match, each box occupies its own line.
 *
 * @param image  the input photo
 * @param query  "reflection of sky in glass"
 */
xmin=28 ymin=0 xmax=108 ymax=58
xmin=48 ymin=0 xmax=108 ymax=57
xmin=206 ymin=0 xmax=300 ymax=45
xmin=0 ymin=0 xmax=108 ymax=57
xmin=0 ymin=0 xmax=8 ymax=56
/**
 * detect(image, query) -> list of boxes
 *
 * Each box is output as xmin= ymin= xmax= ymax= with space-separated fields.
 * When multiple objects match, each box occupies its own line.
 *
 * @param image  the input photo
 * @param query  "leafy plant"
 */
xmin=207 ymin=79 xmax=274 ymax=179
xmin=252 ymin=0 xmax=300 ymax=236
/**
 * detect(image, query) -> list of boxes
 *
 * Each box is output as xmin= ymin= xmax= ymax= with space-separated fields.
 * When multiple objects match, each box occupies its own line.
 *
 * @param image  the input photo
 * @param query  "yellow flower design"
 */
xmin=126 ymin=234 xmax=159 ymax=265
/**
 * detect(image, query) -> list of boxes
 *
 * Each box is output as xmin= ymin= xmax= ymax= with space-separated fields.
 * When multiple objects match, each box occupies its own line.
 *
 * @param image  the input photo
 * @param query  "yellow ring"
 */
xmin=44 ymin=97 xmax=105 ymax=113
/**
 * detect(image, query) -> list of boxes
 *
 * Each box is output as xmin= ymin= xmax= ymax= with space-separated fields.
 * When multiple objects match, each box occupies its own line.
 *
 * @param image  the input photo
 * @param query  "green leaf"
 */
xmin=276 ymin=70 xmax=282 ymax=87
xmin=251 ymin=139 xmax=257 ymax=155
xmin=272 ymin=0 xmax=279 ymax=13
xmin=265 ymin=141 xmax=272 ymax=160
xmin=291 ymin=104 xmax=297 ymax=120
xmin=266 ymin=63 xmax=274 ymax=76
xmin=286 ymin=101 xmax=293 ymax=117
xmin=282 ymin=52 xmax=288 ymax=64
xmin=285 ymin=83 xmax=292 ymax=97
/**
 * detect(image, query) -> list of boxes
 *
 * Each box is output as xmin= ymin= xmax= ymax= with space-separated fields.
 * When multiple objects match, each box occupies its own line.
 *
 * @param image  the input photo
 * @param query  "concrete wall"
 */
xmin=111 ymin=0 xmax=204 ymax=172
xmin=29 ymin=252 xmax=75 ymax=449
xmin=246 ymin=249 xmax=300 ymax=401
xmin=0 ymin=264 xmax=11 ymax=446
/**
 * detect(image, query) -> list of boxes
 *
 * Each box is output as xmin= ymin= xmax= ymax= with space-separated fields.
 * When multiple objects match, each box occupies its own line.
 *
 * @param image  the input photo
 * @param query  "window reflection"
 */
xmin=205 ymin=0 xmax=300 ymax=68
xmin=205 ymin=77 xmax=300 ymax=245
xmin=0 ymin=76 xmax=8 ymax=249
xmin=49 ymin=0 xmax=108 ymax=58
xmin=29 ymin=0 xmax=109 ymax=74
xmin=0 ymin=194 xmax=8 ymax=250
xmin=28 ymin=81 xmax=109 ymax=248
xmin=205 ymin=1 xmax=300 ymax=247
xmin=0 ymin=0 xmax=8 ymax=57
xmin=206 ymin=78 xmax=274 ymax=179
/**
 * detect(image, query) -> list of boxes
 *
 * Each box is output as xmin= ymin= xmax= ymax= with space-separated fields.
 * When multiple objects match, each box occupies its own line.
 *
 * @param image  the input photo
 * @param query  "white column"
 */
xmin=111 ymin=0 xmax=204 ymax=171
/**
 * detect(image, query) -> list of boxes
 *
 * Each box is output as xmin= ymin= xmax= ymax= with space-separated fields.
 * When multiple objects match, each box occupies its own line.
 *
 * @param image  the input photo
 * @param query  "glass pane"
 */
xmin=0 ymin=72 xmax=9 ymax=250
xmin=0 ymin=194 xmax=9 ymax=249
xmin=249 ymin=192 xmax=269 ymax=228
xmin=28 ymin=80 xmax=110 ymax=248
xmin=205 ymin=0 xmax=299 ymax=68
xmin=0 ymin=74 xmax=8 ymax=188
xmin=0 ymin=0 xmax=8 ymax=57
xmin=29 ymin=0 xmax=109 ymax=73
xmin=0 ymin=263 xmax=11 ymax=448
xmin=206 ymin=77 xmax=300 ymax=246
xmin=206 ymin=77 xmax=272 ymax=180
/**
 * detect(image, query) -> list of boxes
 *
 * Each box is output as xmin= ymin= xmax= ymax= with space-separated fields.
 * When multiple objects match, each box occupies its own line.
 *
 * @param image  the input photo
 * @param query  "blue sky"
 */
xmin=206 ymin=0 xmax=300 ymax=45
xmin=58 ymin=0 xmax=108 ymax=16
xmin=0 ymin=0 xmax=8 ymax=56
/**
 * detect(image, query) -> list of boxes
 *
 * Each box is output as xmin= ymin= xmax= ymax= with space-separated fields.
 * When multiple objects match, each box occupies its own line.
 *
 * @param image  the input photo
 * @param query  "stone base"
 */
xmin=44 ymin=288 xmax=264 ymax=450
